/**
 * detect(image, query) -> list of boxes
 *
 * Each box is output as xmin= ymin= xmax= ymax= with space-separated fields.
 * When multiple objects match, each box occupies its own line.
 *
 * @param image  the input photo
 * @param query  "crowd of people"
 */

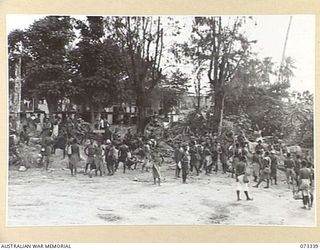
xmin=12 ymin=113 xmax=315 ymax=208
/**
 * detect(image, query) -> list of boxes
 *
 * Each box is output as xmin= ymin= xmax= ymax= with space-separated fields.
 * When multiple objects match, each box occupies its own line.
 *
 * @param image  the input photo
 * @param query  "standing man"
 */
xmin=255 ymin=140 xmax=264 ymax=155
xmin=118 ymin=141 xmax=129 ymax=173
xmin=212 ymin=141 xmax=219 ymax=174
xmin=220 ymin=144 xmax=228 ymax=174
xmin=41 ymin=117 xmax=52 ymax=141
xmin=41 ymin=131 xmax=54 ymax=170
xmin=151 ymin=147 xmax=164 ymax=186
xmin=69 ymin=138 xmax=80 ymax=176
xmin=253 ymin=151 xmax=271 ymax=189
xmin=174 ymin=143 xmax=183 ymax=178
xmin=232 ymin=143 xmax=242 ymax=178
xmin=270 ymin=150 xmax=278 ymax=185
xmin=284 ymin=153 xmax=296 ymax=188
xmin=235 ymin=156 xmax=253 ymax=201
xmin=103 ymin=123 xmax=112 ymax=142
xmin=294 ymin=154 xmax=302 ymax=186
xmin=203 ymin=143 xmax=213 ymax=175
xmin=105 ymin=140 xmax=115 ymax=175
xmin=181 ymin=143 xmax=190 ymax=184
xmin=298 ymin=160 xmax=312 ymax=209
xmin=189 ymin=140 xmax=201 ymax=176
xmin=94 ymin=141 xmax=105 ymax=176
xmin=141 ymin=141 xmax=152 ymax=172
xmin=307 ymin=162 xmax=314 ymax=209
xmin=252 ymin=151 xmax=262 ymax=182
xmin=35 ymin=114 xmax=42 ymax=133
xmin=84 ymin=138 xmax=96 ymax=175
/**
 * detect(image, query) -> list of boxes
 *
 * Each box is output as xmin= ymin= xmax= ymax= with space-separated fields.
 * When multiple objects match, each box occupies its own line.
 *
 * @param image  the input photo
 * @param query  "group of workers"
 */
xmin=15 ymin=114 xmax=315 ymax=208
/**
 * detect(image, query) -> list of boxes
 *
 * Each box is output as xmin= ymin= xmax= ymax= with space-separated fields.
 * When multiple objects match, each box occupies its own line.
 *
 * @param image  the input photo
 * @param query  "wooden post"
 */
xmin=277 ymin=16 xmax=293 ymax=83
xmin=12 ymin=55 xmax=22 ymax=131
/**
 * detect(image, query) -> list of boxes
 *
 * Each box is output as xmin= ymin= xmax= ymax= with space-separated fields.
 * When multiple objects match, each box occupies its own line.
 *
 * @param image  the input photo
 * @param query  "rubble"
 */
xmin=10 ymin=143 xmax=41 ymax=169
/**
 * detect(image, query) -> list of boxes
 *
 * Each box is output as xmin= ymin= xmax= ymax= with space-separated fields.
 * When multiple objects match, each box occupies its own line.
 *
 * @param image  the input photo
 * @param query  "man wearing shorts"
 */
xmin=235 ymin=156 xmax=253 ymax=201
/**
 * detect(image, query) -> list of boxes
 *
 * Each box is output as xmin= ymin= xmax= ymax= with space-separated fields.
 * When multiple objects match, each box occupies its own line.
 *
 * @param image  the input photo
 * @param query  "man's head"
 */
xmin=307 ymin=162 xmax=312 ymax=168
xmin=90 ymin=138 xmax=94 ymax=144
xmin=301 ymin=160 xmax=307 ymax=168
xmin=106 ymin=139 xmax=111 ymax=145
xmin=296 ymin=154 xmax=301 ymax=159
xmin=265 ymin=151 xmax=270 ymax=157
xmin=258 ymin=140 xmax=262 ymax=144
xmin=287 ymin=153 xmax=291 ymax=158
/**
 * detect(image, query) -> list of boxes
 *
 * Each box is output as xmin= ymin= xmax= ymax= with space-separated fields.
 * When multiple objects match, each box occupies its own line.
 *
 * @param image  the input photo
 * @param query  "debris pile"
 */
xmin=9 ymin=143 xmax=41 ymax=170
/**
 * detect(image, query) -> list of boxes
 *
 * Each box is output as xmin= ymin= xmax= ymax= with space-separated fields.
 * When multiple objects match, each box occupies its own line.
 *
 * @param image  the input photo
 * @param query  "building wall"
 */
xmin=180 ymin=94 xmax=211 ymax=110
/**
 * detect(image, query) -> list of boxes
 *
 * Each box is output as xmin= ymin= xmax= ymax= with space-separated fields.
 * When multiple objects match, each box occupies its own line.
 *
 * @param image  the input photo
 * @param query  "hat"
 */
xmin=106 ymin=139 xmax=111 ymax=144
xmin=271 ymin=150 xmax=276 ymax=154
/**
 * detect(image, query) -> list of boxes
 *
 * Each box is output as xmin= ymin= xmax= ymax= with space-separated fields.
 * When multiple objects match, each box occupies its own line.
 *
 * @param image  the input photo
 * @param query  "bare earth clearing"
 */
xmin=8 ymin=149 xmax=315 ymax=226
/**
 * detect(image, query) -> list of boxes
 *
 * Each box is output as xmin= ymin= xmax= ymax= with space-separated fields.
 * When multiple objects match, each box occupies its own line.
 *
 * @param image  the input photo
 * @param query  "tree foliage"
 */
xmin=71 ymin=16 xmax=124 ymax=120
xmin=22 ymin=16 xmax=75 ymax=113
xmin=160 ymin=69 xmax=190 ymax=115
xmin=185 ymin=17 xmax=256 ymax=134
xmin=8 ymin=15 xmax=313 ymax=149
xmin=106 ymin=16 xmax=165 ymax=133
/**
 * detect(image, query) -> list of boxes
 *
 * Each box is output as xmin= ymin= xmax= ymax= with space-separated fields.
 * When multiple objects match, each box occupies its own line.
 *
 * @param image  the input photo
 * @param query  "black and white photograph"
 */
xmin=7 ymin=14 xmax=315 ymax=226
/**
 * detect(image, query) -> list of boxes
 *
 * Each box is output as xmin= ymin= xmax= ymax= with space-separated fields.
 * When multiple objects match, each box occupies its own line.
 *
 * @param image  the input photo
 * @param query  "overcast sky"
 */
xmin=7 ymin=14 xmax=315 ymax=93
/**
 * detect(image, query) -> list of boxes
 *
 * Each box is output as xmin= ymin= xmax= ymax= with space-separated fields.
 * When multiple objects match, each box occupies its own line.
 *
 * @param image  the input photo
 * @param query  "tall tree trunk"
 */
xmin=97 ymin=103 xmax=102 ymax=126
xmin=212 ymin=86 xmax=225 ymax=135
xmin=277 ymin=16 xmax=292 ymax=83
xmin=13 ymin=56 xmax=22 ymax=131
xmin=197 ymin=93 xmax=201 ymax=112
xmin=136 ymin=92 xmax=147 ymax=135
xmin=46 ymin=96 xmax=58 ymax=118
xmin=90 ymin=102 xmax=95 ymax=129
xmin=34 ymin=96 xmax=39 ymax=111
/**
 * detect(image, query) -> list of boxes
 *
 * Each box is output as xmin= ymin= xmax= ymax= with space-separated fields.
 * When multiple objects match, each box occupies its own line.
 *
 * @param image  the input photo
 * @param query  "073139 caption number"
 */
xmin=300 ymin=244 xmax=319 ymax=248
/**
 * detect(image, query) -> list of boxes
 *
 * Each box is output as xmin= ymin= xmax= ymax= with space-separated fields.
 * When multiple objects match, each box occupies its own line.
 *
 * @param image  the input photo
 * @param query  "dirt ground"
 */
xmin=7 ymin=149 xmax=315 ymax=226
